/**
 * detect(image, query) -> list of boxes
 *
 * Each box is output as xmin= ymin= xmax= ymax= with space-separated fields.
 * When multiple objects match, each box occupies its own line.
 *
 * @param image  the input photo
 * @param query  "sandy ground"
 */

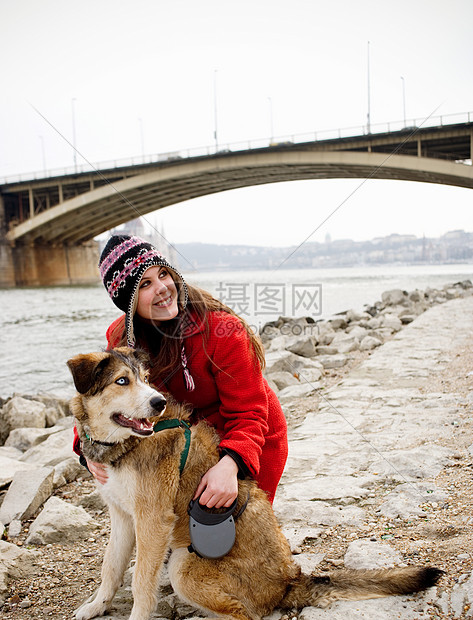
xmin=2 ymin=337 xmax=472 ymax=619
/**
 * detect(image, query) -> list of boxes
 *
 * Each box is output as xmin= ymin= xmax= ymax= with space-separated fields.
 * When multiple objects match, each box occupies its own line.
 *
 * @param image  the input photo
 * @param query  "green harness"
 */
xmin=153 ymin=419 xmax=191 ymax=474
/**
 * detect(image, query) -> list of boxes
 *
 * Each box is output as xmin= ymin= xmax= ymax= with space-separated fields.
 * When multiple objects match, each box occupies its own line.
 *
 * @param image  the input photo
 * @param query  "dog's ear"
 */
xmin=132 ymin=348 xmax=150 ymax=366
xmin=67 ymin=353 xmax=111 ymax=394
xmin=112 ymin=346 xmax=149 ymax=367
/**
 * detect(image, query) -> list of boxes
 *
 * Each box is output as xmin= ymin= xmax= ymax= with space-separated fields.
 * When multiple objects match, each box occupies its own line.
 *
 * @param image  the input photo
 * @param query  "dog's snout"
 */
xmin=150 ymin=395 xmax=166 ymax=412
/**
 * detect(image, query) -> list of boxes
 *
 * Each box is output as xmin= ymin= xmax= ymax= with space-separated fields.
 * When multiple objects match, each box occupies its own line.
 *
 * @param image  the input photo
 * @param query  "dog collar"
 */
xmin=153 ymin=419 xmax=191 ymax=474
xmin=83 ymin=432 xmax=117 ymax=447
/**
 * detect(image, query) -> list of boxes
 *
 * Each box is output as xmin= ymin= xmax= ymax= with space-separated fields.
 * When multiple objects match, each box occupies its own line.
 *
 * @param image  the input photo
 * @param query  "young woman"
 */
xmin=73 ymin=234 xmax=288 ymax=507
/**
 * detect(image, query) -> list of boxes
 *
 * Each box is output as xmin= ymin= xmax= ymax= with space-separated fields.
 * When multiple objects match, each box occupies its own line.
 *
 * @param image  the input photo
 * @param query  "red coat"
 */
xmin=74 ymin=310 xmax=288 ymax=503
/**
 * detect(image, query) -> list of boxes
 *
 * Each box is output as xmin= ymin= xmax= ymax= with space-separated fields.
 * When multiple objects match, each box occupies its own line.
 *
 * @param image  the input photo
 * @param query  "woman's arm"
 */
xmin=195 ymin=313 xmax=269 ymax=506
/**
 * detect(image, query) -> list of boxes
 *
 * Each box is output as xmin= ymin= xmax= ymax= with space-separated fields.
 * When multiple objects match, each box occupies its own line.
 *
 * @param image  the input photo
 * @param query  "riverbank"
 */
xmin=0 ymin=281 xmax=473 ymax=618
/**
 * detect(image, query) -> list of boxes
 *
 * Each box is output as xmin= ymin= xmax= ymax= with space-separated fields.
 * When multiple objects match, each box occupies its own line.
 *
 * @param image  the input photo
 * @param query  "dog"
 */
xmin=67 ymin=347 xmax=443 ymax=620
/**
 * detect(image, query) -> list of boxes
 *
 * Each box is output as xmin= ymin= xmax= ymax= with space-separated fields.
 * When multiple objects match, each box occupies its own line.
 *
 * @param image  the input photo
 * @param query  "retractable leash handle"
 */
xmin=187 ymin=497 xmax=238 ymax=559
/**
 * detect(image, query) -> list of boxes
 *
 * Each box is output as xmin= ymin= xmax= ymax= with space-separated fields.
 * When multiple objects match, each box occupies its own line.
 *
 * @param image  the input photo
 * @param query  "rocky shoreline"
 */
xmin=0 ymin=279 xmax=472 ymax=618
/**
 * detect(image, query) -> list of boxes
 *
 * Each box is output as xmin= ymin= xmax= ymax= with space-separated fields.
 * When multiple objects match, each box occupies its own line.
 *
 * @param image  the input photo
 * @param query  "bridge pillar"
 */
xmin=10 ymin=241 xmax=100 ymax=287
xmin=0 ymin=195 xmax=16 ymax=288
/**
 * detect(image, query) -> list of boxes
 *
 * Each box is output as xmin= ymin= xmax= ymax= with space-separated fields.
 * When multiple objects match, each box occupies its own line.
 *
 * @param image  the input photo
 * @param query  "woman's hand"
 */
xmin=193 ymin=455 xmax=239 ymax=509
xmin=86 ymin=459 xmax=109 ymax=485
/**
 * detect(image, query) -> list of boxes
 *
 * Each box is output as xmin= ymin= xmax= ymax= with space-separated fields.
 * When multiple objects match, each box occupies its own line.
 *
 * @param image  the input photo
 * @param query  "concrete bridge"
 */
xmin=1 ymin=112 xmax=472 ymax=287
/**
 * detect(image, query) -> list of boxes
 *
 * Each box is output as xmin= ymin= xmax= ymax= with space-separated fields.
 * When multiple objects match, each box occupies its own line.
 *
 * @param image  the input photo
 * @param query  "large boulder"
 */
xmin=381 ymin=289 xmax=408 ymax=306
xmin=267 ymin=371 xmax=299 ymax=391
xmin=0 ymin=541 xmax=38 ymax=604
xmin=0 ymin=467 xmax=54 ymax=526
xmin=5 ymin=426 xmax=61 ymax=452
xmin=26 ymin=496 xmax=99 ymax=545
xmin=286 ymin=336 xmax=318 ymax=358
xmin=0 ymin=456 xmax=37 ymax=488
xmin=0 ymin=397 xmax=47 ymax=445
xmin=18 ymin=428 xmax=74 ymax=466
xmin=344 ymin=539 xmax=402 ymax=570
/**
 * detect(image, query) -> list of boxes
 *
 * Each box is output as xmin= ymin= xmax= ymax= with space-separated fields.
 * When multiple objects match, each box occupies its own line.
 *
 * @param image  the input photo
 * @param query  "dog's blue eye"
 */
xmin=116 ymin=377 xmax=129 ymax=386
xmin=143 ymin=376 xmax=149 ymax=384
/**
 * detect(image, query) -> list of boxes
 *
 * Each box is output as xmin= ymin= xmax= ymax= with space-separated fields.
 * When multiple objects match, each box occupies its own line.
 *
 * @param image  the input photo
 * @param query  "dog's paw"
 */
xmin=74 ymin=599 xmax=108 ymax=620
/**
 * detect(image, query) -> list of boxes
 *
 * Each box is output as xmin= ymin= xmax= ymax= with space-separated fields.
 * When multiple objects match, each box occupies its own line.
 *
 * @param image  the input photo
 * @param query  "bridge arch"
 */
xmin=7 ymin=150 xmax=473 ymax=245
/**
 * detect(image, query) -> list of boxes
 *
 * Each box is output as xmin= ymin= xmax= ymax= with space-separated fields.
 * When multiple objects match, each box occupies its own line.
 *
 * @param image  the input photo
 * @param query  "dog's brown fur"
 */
xmin=67 ymin=347 xmax=443 ymax=620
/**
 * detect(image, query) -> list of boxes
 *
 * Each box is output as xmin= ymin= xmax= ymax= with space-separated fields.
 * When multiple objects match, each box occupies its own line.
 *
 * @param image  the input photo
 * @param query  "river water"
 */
xmin=1 ymin=263 xmax=471 ymax=398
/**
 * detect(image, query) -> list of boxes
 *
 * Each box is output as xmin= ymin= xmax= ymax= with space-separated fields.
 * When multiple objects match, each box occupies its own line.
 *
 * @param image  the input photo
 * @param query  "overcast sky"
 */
xmin=1 ymin=0 xmax=472 ymax=246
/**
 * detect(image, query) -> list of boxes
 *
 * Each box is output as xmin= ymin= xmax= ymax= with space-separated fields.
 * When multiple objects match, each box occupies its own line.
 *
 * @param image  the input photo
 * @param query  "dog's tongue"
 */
xmin=113 ymin=413 xmax=154 ymax=435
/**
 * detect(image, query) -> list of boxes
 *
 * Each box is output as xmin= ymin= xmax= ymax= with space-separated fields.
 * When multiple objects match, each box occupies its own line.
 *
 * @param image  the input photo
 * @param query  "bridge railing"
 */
xmin=1 ymin=110 xmax=471 ymax=185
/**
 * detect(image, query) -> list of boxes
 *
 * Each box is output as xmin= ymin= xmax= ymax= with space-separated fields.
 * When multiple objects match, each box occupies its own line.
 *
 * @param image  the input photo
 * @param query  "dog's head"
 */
xmin=67 ymin=347 xmax=167 ymax=443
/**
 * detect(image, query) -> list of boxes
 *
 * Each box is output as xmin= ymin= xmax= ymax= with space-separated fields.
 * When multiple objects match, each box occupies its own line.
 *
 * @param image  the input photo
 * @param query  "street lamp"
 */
xmin=268 ymin=97 xmax=274 ymax=143
xmin=401 ymin=76 xmax=406 ymax=126
xmin=213 ymin=69 xmax=219 ymax=151
xmin=139 ymin=117 xmax=145 ymax=158
xmin=39 ymin=135 xmax=46 ymax=174
xmin=366 ymin=41 xmax=371 ymax=133
xmin=71 ymin=98 xmax=77 ymax=172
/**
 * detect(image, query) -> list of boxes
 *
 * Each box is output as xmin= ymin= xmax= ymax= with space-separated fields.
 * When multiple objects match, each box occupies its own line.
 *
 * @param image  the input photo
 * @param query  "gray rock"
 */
xmin=359 ymin=335 xmax=383 ymax=351
xmin=297 ymin=367 xmax=323 ymax=384
xmin=278 ymin=384 xmax=319 ymax=402
xmin=381 ymin=289 xmax=408 ymax=306
xmin=378 ymin=483 xmax=448 ymax=519
xmin=316 ymin=345 xmax=338 ymax=355
xmin=369 ymin=445 xmax=453 ymax=481
xmin=344 ymin=539 xmax=402 ymax=569
xmin=267 ymin=334 xmax=290 ymax=351
xmin=335 ymin=337 xmax=360 ymax=354
xmin=53 ymin=455 xmax=84 ymax=487
xmin=280 ymin=476 xmax=374 ymax=502
xmin=26 ymin=496 xmax=99 ymax=544
xmin=19 ymin=428 xmax=74 ymax=466
xmin=7 ymin=519 xmax=22 ymax=538
xmin=328 ymin=316 xmax=348 ymax=330
xmin=260 ymin=324 xmax=280 ymax=344
xmin=0 ymin=456 xmax=37 ymax=487
xmin=380 ymin=313 xmax=403 ymax=331
xmin=0 ymin=467 xmax=54 ymax=525
xmin=346 ymin=309 xmax=372 ymax=323
xmin=5 ymin=426 xmax=61 ymax=452
xmin=0 ymin=446 xmax=23 ymax=460
xmin=409 ymin=289 xmax=424 ymax=302
xmin=76 ymin=489 xmax=108 ymax=512
xmin=345 ymin=325 xmax=368 ymax=340
xmin=450 ymin=572 xmax=473 ymax=618
xmin=0 ymin=540 xmax=38 ymax=604
xmin=293 ymin=552 xmax=325 ymax=573
xmin=299 ymin=593 xmax=437 ymax=619
xmin=267 ymin=371 xmax=300 ymax=390
xmin=274 ymin=499 xmax=366 ymax=528
xmin=265 ymin=350 xmax=301 ymax=375
xmin=316 ymin=354 xmax=348 ymax=369
xmin=287 ymin=336 xmax=318 ymax=358
xmin=0 ymin=396 xmax=47 ymax=444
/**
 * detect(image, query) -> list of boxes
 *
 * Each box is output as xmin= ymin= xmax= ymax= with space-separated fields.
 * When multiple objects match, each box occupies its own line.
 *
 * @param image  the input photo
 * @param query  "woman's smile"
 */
xmin=136 ymin=266 xmax=179 ymax=322
xmin=154 ymin=294 xmax=173 ymax=308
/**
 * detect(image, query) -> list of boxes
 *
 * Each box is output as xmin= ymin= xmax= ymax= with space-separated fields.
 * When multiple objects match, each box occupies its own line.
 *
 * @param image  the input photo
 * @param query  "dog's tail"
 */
xmin=279 ymin=566 xmax=443 ymax=609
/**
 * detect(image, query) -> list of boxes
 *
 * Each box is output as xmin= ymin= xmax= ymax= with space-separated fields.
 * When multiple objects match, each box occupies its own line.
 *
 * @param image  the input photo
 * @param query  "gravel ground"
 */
xmin=2 ymin=336 xmax=472 ymax=619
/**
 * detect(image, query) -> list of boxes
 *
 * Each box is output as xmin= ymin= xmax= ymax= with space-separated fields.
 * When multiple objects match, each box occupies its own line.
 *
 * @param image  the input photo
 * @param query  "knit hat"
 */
xmin=99 ymin=234 xmax=194 ymax=390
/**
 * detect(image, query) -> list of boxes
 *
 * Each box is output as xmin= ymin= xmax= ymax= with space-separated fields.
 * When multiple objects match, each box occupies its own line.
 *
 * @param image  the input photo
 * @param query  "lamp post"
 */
xmin=268 ymin=97 xmax=274 ymax=144
xmin=39 ymin=135 xmax=46 ymax=174
xmin=139 ymin=117 xmax=145 ymax=158
xmin=213 ymin=69 xmax=219 ymax=151
xmin=366 ymin=41 xmax=371 ymax=134
xmin=71 ymin=98 xmax=77 ymax=172
xmin=401 ymin=76 xmax=406 ymax=126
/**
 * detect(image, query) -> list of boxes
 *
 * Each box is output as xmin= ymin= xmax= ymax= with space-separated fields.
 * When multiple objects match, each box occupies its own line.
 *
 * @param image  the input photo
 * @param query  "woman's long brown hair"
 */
xmin=108 ymin=280 xmax=266 ymax=386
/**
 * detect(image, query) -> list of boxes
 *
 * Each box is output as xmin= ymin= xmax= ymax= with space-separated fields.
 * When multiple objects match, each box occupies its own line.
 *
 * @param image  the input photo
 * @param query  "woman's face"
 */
xmin=136 ymin=266 xmax=179 ymax=323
